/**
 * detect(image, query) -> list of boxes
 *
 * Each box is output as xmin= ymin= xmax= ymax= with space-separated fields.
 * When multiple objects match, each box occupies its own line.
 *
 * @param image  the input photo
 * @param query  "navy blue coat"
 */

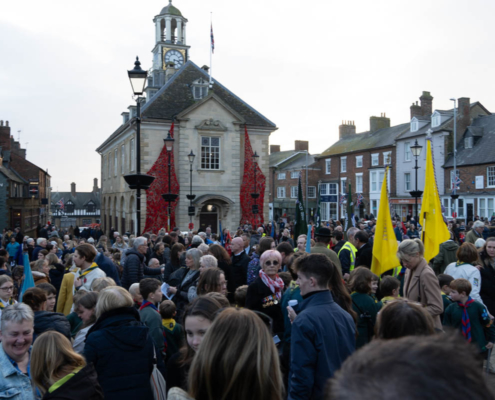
xmin=84 ymin=307 xmax=165 ymax=400
xmin=289 ymin=290 xmax=355 ymax=400
xmin=121 ymin=249 xmax=145 ymax=289
xmin=95 ymin=252 xmax=122 ymax=286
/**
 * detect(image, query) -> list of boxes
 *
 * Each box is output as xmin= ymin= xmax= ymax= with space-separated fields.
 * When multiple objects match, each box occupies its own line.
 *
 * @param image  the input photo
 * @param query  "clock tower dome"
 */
xmin=148 ymin=1 xmax=190 ymax=97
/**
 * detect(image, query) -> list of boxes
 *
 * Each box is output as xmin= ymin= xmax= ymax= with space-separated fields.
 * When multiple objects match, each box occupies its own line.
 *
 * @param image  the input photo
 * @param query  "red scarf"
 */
xmin=259 ymin=270 xmax=284 ymax=300
xmin=458 ymin=297 xmax=475 ymax=342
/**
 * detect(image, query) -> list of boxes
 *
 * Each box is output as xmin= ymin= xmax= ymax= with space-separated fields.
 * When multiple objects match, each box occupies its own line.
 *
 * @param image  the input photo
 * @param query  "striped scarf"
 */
xmin=458 ymin=297 xmax=475 ymax=342
xmin=79 ymin=262 xmax=99 ymax=278
xmin=0 ymin=298 xmax=14 ymax=309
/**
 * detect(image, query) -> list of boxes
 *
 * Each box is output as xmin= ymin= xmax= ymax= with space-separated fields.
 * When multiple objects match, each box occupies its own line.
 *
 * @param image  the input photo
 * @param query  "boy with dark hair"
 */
xmin=443 ymin=278 xmax=495 ymax=353
xmin=234 ymin=285 xmax=248 ymax=308
xmin=379 ymin=276 xmax=400 ymax=306
xmin=139 ymin=278 xmax=165 ymax=356
xmin=159 ymin=300 xmax=183 ymax=361
xmin=438 ymin=274 xmax=454 ymax=322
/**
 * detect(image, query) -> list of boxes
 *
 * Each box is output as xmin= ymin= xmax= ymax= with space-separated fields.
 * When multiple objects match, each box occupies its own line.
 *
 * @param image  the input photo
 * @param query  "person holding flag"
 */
xmin=73 ymin=244 xmax=106 ymax=292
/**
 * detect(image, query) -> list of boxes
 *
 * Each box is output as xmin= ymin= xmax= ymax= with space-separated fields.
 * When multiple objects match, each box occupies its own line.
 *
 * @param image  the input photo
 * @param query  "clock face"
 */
xmin=164 ymin=49 xmax=184 ymax=68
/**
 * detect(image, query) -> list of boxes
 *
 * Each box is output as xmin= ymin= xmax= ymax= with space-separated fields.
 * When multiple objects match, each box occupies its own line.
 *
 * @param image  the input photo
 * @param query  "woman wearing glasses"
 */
xmin=246 ymin=250 xmax=285 ymax=337
xmin=0 ymin=276 xmax=16 ymax=320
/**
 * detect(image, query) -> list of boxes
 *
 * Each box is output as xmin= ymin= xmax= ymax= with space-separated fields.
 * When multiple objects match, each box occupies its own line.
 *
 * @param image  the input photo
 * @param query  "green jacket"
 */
xmin=431 ymin=240 xmax=459 ymax=275
xmin=351 ymin=292 xmax=377 ymax=349
xmin=139 ymin=305 xmax=165 ymax=353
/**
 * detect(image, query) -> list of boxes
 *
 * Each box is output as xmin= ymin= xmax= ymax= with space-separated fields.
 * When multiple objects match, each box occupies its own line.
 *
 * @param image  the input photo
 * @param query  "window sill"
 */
xmin=197 ymin=169 xmax=225 ymax=175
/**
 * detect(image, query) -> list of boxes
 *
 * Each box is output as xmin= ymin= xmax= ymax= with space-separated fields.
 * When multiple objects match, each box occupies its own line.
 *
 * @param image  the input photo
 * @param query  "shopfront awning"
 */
xmin=390 ymin=198 xmax=422 ymax=205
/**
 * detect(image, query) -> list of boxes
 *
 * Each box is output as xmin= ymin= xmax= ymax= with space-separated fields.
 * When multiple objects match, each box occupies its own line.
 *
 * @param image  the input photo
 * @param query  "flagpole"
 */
xmin=209 ymin=12 xmax=213 ymax=86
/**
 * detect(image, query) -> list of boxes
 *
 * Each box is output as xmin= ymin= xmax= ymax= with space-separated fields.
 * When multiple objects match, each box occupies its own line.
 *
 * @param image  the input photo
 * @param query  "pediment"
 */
xmin=195 ymin=118 xmax=228 ymax=131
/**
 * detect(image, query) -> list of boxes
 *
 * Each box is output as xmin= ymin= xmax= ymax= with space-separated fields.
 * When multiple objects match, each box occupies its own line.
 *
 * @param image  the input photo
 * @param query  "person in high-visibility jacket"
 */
xmin=338 ymin=227 xmax=359 ymax=280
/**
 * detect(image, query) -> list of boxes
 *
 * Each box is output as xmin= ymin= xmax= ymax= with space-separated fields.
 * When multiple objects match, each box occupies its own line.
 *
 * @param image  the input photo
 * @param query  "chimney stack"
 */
xmin=71 ymin=182 xmax=76 ymax=197
xmin=370 ymin=113 xmax=390 ymax=133
xmin=295 ymin=140 xmax=309 ymax=152
xmin=93 ymin=178 xmax=99 ymax=193
xmin=165 ymin=62 xmax=177 ymax=82
xmin=270 ymin=145 xmax=281 ymax=154
xmin=456 ymin=97 xmax=471 ymax=145
xmin=339 ymin=121 xmax=356 ymax=140
xmin=420 ymin=91 xmax=433 ymax=116
xmin=410 ymin=101 xmax=422 ymax=119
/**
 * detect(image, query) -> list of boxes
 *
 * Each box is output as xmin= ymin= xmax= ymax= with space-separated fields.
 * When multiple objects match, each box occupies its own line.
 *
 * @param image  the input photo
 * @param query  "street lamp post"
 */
xmin=123 ymin=57 xmax=155 ymax=236
xmin=162 ymin=131 xmax=178 ymax=232
xmin=251 ymin=151 xmax=260 ymax=227
xmin=450 ymin=98 xmax=459 ymax=216
xmin=186 ymin=150 xmax=196 ymax=227
xmin=410 ymin=139 xmax=423 ymax=221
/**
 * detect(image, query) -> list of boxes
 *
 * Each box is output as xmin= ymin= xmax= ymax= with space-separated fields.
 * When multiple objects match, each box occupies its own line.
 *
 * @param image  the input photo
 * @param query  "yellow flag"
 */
xmin=420 ymin=139 xmax=450 ymax=261
xmin=371 ymin=167 xmax=400 ymax=276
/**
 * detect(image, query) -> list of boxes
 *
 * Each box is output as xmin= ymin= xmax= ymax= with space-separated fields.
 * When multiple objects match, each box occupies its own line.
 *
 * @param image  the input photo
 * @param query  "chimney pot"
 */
xmin=294 ymin=140 xmax=309 ymax=152
xmin=339 ymin=121 xmax=356 ymax=140
xmin=270 ymin=144 xmax=281 ymax=154
xmin=370 ymin=114 xmax=391 ymax=133
xmin=5 ymin=121 xmax=8 ymax=127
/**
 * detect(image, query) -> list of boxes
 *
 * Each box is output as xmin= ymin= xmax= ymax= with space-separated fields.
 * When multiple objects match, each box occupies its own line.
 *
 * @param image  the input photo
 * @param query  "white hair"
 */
xmin=191 ymin=235 xmax=204 ymax=245
xmin=1 ymin=303 xmax=34 ymax=332
xmin=198 ymin=232 xmax=207 ymax=239
xmin=199 ymin=255 xmax=218 ymax=269
xmin=475 ymin=238 xmax=486 ymax=249
xmin=133 ymin=236 xmax=147 ymax=249
xmin=129 ymin=283 xmax=140 ymax=298
xmin=148 ymin=258 xmax=160 ymax=267
xmin=473 ymin=221 xmax=485 ymax=229
xmin=37 ymin=238 xmax=47 ymax=246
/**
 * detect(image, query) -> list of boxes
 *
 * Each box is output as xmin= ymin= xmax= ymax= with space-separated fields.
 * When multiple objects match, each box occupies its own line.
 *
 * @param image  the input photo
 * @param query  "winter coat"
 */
xmin=311 ymin=243 xmax=342 ymax=272
xmin=56 ymin=272 xmax=76 ymax=316
xmin=33 ymin=271 xmax=50 ymax=285
xmin=246 ymin=276 xmax=284 ymax=336
xmin=444 ymin=262 xmax=484 ymax=306
xmin=121 ymin=248 xmax=145 ymax=290
xmin=355 ymin=242 xmax=373 ymax=269
xmin=33 ymin=311 xmax=71 ymax=342
xmin=480 ymin=255 xmax=495 ymax=315
xmin=289 ymin=290 xmax=355 ymax=400
xmin=351 ymin=292 xmax=377 ymax=349
xmin=42 ymin=363 xmax=104 ymax=400
xmin=174 ymin=269 xmax=200 ymax=321
xmin=431 ymin=240 xmax=459 ymax=275
xmin=466 ymin=229 xmax=483 ymax=244
xmin=164 ymin=263 xmax=184 ymax=286
xmin=49 ymin=263 xmax=65 ymax=297
xmin=84 ymin=307 xmax=165 ymax=400
xmin=403 ymin=258 xmax=443 ymax=330
xmin=139 ymin=305 xmax=165 ymax=354
xmin=230 ymin=251 xmax=249 ymax=290
xmin=31 ymin=245 xmax=45 ymax=261
xmin=246 ymin=253 xmax=261 ymax=285
xmin=94 ymin=252 xmax=121 ymax=286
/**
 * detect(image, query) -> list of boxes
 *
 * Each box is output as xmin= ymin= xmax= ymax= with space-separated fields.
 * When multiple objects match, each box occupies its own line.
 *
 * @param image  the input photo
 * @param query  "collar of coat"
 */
xmin=405 ymin=258 xmax=428 ymax=292
xmin=299 ymin=290 xmax=334 ymax=311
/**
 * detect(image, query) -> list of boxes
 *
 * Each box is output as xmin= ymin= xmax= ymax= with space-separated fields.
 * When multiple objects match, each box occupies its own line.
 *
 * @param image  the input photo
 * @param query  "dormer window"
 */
xmin=66 ymin=201 xmax=75 ymax=213
xmin=431 ymin=111 xmax=441 ymax=128
xmin=87 ymin=202 xmax=95 ymax=213
xmin=465 ymin=137 xmax=473 ymax=149
xmin=192 ymin=78 xmax=209 ymax=100
xmin=411 ymin=117 xmax=419 ymax=132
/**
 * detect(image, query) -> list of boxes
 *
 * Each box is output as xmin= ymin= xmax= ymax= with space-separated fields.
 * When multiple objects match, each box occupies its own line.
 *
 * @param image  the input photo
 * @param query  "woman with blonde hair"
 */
xmin=168 ymin=308 xmax=284 ymax=400
xmin=0 ymin=275 xmax=16 ymax=320
xmin=398 ymin=239 xmax=443 ymax=330
xmin=31 ymin=330 xmax=104 ymax=399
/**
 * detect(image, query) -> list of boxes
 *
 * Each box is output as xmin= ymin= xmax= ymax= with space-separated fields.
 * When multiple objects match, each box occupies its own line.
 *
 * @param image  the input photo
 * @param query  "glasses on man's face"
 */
xmin=265 ymin=260 xmax=279 ymax=267
xmin=0 ymin=286 xmax=14 ymax=292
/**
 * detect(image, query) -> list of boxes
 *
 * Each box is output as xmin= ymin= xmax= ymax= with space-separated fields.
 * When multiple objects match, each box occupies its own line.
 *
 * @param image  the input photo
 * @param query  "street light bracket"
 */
xmin=162 ymin=194 xmax=179 ymax=203
xmin=124 ymin=173 xmax=155 ymax=190
xmin=409 ymin=190 xmax=423 ymax=199
xmin=186 ymin=194 xmax=196 ymax=201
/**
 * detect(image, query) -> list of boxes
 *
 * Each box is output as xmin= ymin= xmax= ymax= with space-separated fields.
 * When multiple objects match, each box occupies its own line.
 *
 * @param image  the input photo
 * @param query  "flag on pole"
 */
xmin=57 ymin=198 xmax=65 ymax=210
xmin=19 ymin=253 xmax=35 ymax=302
xmin=210 ymin=23 xmax=215 ymax=53
xmin=371 ymin=166 xmax=400 ymax=276
xmin=356 ymin=193 xmax=364 ymax=207
xmin=339 ymin=194 xmax=346 ymax=206
xmin=315 ymin=184 xmax=321 ymax=235
xmin=294 ymin=173 xmax=307 ymax=240
xmin=451 ymin=174 xmax=462 ymax=191
xmin=345 ymin=184 xmax=354 ymax=231
xmin=420 ymin=139 xmax=450 ymax=261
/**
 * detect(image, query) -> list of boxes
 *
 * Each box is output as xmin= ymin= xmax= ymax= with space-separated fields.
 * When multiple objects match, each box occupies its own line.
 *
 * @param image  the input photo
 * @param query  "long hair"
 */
xmin=171 ymin=243 xmax=185 ymax=266
xmin=329 ymin=266 xmax=357 ymax=324
xmin=257 ymin=237 xmax=274 ymax=256
xmin=188 ymin=308 xmax=284 ymax=400
xmin=208 ymin=244 xmax=231 ymax=265
xmin=197 ymin=267 xmax=223 ymax=296
xmin=31 ymin=331 xmax=86 ymax=395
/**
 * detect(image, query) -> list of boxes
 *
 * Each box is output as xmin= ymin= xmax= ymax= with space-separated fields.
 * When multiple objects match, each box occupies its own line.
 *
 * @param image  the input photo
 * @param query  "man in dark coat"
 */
xmin=288 ymin=254 xmax=355 ymax=400
xmin=230 ymin=238 xmax=249 ymax=290
xmin=121 ymin=237 xmax=148 ymax=290
xmin=354 ymin=231 xmax=373 ymax=269
xmin=95 ymin=251 xmax=122 ymax=286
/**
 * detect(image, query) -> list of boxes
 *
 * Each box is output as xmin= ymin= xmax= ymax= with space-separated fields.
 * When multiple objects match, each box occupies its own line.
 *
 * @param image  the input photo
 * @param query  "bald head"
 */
xmin=231 ymin=237 xmax=244 ymax=255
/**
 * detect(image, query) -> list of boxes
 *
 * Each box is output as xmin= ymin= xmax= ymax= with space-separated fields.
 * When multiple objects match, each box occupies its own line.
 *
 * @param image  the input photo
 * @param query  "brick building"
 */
xmin=0 ymin=120 xmax=51 ymax=237
xmin=269 ymin=141 xmax=320 ymax=222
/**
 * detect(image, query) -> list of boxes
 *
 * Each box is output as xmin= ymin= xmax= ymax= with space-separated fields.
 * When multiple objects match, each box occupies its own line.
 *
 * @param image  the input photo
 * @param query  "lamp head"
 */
xmin=128 ymin=57 xmax=147 ymax=96
xmin=164 ymin=131 xmax=174 ymax=152
xmin=188 ymin=150 xmax=196 ymax=164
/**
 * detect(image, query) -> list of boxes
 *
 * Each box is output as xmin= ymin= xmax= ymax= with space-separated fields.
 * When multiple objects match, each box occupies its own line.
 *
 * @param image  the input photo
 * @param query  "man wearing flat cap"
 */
xmin=310 ymin=228 xmax=342 ymax=273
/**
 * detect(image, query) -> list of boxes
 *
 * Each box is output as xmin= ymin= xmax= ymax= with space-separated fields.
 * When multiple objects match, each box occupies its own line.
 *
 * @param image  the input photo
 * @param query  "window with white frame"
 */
xmin=480 ymin=199 xmax=486 ymax=217
xmin=411 ymin=118 xmax=419 ymax=132
xmin=356 ymin=155 xmax=363 ymax=168
xmin=465 ymin=137 xmax=473 ymax=149
xmin=371 ymin=153 xmax=379 ymax=166
xmin=308 ymin=186 xmax=316 ymax=198
xmin=278 ymin=173 xmax=286 ymax=180
xmin=432 ymin=112 xmax=441 ymax=128
xmin=277 ymin=187 xmax=286 ymax=198
xmin=443 ymin=198 xmax=450 ymax=216
xmin=325 ymin=159 xmax=331 ymax=174
xmin=291 ymin=186 xmax=298 ymax=198
xmin=340 ymin=178 xmax=347 ymax=194
xmin=341 ymin=157 xmax=347 ymax=173
xmin=321 ymin=203 xmax=328 ymax=221
xmin=370 ymin=170 xmax=387 ymax=193
xmin=488 ymin=198 xmax=494 ymax=218
xmin=458 ymin=198 xmax=465 ymax=217
xmin=487 ymin=167 xmax=495 ymax=187
xmin=383 ymin=151 xmax=391 ymax=165
xmin=290 ymin=171 xmax=299 ymax=179
xmin=114 ymin=149 xmax=118 ymax=176
xmin=201 ymin=137 xmax=220 ymax=170
xmin=405 ymin=173 xmax=411 ymax=191
xmin=405 ymin=142 xmax=411 ymax=161
xmin=320 ymin=184 xmax=327 ymax=195
xmin=130 ymin=139 xmax=135 ymax=172
xmin=371 ymin=200 xmax=378 ymax=217
xmin=121 ymin=144 xmax=125 ymax=174
xmin=356 ymin=173 xmax=363 ymax=193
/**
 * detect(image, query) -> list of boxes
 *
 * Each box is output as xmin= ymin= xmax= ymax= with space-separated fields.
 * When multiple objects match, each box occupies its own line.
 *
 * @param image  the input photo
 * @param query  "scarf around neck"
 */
xmin=458 ymin=297 xmax=475 ymax=342
xmin=139 ymin=300 xmax=159 ymax=313
xmin=259 ymin=270 xmax=284 ymax=299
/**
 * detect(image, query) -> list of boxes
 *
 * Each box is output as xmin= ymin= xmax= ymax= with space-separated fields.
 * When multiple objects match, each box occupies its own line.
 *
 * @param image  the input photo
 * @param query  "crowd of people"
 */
xmin=0 ymin=215 xmax=493 ymax=399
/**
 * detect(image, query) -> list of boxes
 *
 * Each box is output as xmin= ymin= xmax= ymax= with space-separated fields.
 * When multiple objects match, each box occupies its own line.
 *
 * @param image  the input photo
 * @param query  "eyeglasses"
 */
xmin=0 ymin=286 xmax=13 ymax=292
xmin=264 ymin=260 xmax=279 ymax=266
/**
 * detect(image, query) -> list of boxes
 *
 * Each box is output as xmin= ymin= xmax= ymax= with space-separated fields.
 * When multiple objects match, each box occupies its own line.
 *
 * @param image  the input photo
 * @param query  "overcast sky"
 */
xmin=1 ymin=0 xmax=495 ymax=191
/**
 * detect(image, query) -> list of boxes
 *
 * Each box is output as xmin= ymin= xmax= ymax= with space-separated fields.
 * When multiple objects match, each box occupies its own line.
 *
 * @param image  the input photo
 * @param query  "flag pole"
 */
xmin=209 ymin=12 xmax=213 ymax=87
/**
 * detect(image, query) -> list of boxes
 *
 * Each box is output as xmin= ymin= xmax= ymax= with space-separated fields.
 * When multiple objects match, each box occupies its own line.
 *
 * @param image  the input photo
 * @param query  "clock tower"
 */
xmin=148 ymin=1 xmax=190 ymax=95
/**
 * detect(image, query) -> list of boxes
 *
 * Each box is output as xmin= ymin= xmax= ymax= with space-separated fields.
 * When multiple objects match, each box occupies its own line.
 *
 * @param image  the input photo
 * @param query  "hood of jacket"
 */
xmin=442 ymin=240 xmax=459 ymax=252
xmin=87 ymin=307 xmax=149 ymax=352
xmin=34 ymin=311 xmax=70 ymax=339
xmin=43 ymin=363 xmax=104 ymax=400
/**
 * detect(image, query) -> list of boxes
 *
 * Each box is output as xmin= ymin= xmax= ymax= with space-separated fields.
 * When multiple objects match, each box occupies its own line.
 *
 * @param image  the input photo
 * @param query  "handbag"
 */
xmin=150 ymin=346 xmax=167 ymax=400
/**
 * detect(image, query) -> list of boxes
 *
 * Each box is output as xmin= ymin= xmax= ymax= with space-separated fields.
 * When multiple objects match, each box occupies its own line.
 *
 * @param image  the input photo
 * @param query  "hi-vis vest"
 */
xmin=338 ymin=242 xmax=357 ymax=271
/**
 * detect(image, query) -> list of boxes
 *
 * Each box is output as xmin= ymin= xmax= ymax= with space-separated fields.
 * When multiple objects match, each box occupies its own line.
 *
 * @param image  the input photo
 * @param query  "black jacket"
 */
xmin=164 ymin=262 xmax=183 ymax=286
xmin=246 ymin=277 xmax=284 ymax=336
xmin=121 ymin=248 xmax=145 ymax=289
xmin=95 ymin=252 xmax=121 ymax=286
xmin=480 ymin=255 xmax=495 ymax=315
xmin=333 ymin=240 xmax=346 ymax=254
xmin=355 ymin=242 xmax=373 ymax=269
xmin=34 ymin=311 xmax=71 ymax=342
xmin=231 ymin=251 xmax=249 ymax=290
xmin=84 ymin=307 xmax=165 ymax=400
xmin=42 ymin=363 xmax=104 ymax=400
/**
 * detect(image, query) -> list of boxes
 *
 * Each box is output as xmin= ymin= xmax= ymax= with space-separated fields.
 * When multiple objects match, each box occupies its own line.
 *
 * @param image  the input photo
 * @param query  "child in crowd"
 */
xmin=438 ymin=274 xmax=454 ymax=322
xmin=349 ymin=267 xmax=378 ymax=349
xmin=370 ymin=272 xmax=381 ymax=310
xmin=67 ymin=290 xmax=86 ymax=337
xmin=235 ymin=285 xmax=248 ymax=308
xmin=36 ymin=282 xmax=57 ymax=311
xmin=443 ymin=278 xmax=495 ymax=354
xmin=139 ymin=278 xmax=165 ymax=357
xmin=379 ymin=276 xmax=400 ymax=307
xmin=159 ymin=300 xmax=184 ymax=362
xmin=112 ymin=251 xmax=122 ymax=278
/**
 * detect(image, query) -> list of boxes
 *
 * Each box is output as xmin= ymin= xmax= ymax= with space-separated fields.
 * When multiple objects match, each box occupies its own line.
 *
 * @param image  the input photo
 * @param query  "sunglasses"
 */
xmin=264 ymin=260 xmax=279 ymax=266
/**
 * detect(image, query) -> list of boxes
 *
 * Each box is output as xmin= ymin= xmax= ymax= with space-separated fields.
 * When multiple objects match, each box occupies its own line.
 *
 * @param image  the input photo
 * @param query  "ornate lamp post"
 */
xmin=251 ymin=151 xmax=260 ymax=226
xmin=186 ymin=151 xmax=196 ymax=224
xmin=161 ymin=131 xmax=178 ymax=231
xmin=409 ymin=139 xmax=423 ymax=222
xmin=123 ymin=57 xmax=155 ymax=236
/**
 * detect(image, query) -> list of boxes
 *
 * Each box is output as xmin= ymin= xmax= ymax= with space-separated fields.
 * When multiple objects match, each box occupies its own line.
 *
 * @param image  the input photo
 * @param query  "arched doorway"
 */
xmin=199 ymin=204 xmax=218 ymax=233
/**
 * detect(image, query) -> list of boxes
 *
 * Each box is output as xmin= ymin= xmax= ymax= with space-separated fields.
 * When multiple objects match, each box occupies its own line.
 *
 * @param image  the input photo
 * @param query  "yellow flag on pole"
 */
xmin=420 ymin=138 xmax=450 ymax=262
xmin=371 ymin=167 xmax=400 ymax=276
